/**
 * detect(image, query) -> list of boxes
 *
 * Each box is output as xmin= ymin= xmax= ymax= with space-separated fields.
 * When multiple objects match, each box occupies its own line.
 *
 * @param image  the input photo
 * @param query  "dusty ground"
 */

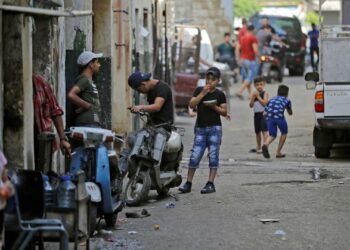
xmin=84 ymin=76 xmax=350 ymax=250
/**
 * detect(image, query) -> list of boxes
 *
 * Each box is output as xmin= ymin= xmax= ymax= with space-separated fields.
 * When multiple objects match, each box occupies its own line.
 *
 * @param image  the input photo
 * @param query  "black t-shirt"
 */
xmin=147 ymin=81 xmax=174 ymax=125
xmin=193 ymin=87 xmax=226 ymax=127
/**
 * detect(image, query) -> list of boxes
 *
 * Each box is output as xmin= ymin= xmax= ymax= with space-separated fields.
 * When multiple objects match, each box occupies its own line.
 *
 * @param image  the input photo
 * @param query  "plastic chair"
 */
xmin=5 ymin=169 xmax=68 ymax=250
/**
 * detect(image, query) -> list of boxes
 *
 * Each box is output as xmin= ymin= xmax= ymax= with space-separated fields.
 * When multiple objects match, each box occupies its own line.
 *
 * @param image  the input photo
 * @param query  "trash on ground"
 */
xmin=169 ymin=193 xmax=179 ymax=201
xmin=99 ymin=229 xmax=113 ymax=235
xmin=274 ymin=229 xmax=287 ymax=240
xmin=260 ymin=218 xmax=279 ymax=224
xmin=165 ymin=202 xmax=175 ymax=208
xmin=154 ymin=224 xmax=160 ymax=230
xmin=104 ymin=235 xmax=119 ymax=242
xmin=338 ymin=181 xmax=344 ymax=184
xmin=128 ymin=231 xmax=138 ymax=235
xmin=310 ymin=167 xmax=320 ymax=180
xmin=125 ymin=209 xmax=151 ymax=218
xmin=118 ymin=218 xmax=128 ymax=223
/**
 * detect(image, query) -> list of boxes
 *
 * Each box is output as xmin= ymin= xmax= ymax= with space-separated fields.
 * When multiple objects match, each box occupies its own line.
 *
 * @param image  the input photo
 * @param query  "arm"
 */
xmin=210 ymin=103 xmax=228 ymax=117
xmin=256 ymin=92 xmax=269 ymax=106
xmin=52 ymin=116 xmax=71 ymax=155
xmin=287 ymin=108 xmax=293 ymax=115
xmin=235 ymin=41 xmax=241 ymax=61
xmin=189 ymin=86 xmax=210 ymax=108
xmin=249 ymin=92 xmax=257 ymax=108
xmin=68 ymin=86 xmax=91 ymax=110
xmin=130 ymin=97 xmax=165 ymax=113
xmin=252 ymin=42 xmax=260 ymax=62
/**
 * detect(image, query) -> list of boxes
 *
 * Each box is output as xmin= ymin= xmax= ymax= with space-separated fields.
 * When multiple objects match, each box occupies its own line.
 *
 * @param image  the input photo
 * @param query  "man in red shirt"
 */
xmin=235 ymin=24 xmax=260 ymax=99
xmin=238 ymin=18 xmax=247 ymax=44
xmin=33 ymin=74 xmax=71 ymax=171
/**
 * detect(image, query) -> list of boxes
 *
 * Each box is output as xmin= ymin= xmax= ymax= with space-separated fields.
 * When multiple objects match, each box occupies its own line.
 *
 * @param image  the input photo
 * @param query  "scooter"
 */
xmin=68 ymin=127 xmax=124 ymax=234
xmin=124 ymin=111 xmax=184 ymax=206
xmin=260 ymin=41 xmax=285 ymax=83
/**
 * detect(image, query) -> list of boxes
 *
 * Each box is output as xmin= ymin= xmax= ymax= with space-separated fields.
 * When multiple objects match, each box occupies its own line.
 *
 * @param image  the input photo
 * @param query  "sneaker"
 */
xmin=200 ymin=182 xmax=216 ymax=194
xmin=179 ymin=181 xmax=192 ymax=193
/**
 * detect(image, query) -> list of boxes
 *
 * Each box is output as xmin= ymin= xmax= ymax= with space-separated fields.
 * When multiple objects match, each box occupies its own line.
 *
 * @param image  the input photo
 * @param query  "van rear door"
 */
xmin=324 ymin=83 xmax=350 ymax=117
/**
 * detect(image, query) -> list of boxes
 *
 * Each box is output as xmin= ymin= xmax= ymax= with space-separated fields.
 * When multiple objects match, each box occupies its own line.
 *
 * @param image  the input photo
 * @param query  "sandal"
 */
xmin=276 ymin=154 xmax=286 ymax=158
xmin=262 ymin=145 xmax=270 ymax=159
xmin=235 ymin=93 xmax=244 ymax=100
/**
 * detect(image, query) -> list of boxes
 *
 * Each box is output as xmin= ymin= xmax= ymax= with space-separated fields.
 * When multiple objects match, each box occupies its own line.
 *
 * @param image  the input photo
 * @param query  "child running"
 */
xmin=249 ymin=76 xmax=269 ymax=153
xmin=262 ymin=85 xmax=293 ymax=158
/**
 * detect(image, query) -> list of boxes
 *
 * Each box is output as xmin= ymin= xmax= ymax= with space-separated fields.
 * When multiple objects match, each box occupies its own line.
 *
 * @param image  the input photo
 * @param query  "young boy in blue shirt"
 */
xmin=262 ymin=85 xmax=293 ymax=158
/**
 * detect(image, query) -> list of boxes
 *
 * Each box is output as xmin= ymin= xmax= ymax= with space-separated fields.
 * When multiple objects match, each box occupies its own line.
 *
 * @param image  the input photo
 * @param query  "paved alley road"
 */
xmin=89 ymin=76 xmax=350 ymax=250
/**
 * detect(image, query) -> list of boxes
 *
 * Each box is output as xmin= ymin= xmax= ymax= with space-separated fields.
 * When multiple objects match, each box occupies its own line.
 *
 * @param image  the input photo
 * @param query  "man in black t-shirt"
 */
xmin=127 ymin=72 xmax=174 ymax=125
xmin=179 ymin=67 xmax=229 ymax=194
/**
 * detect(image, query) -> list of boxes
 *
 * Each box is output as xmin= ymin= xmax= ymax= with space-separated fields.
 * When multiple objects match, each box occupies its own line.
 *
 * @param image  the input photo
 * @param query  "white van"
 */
xmin=305 ymin=25 xmax=350 ymax=158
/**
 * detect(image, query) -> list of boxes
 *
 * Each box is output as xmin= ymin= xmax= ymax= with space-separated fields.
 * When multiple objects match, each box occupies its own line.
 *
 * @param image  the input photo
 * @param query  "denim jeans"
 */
xmin=189 ymin=126 xmax=222 ymax=168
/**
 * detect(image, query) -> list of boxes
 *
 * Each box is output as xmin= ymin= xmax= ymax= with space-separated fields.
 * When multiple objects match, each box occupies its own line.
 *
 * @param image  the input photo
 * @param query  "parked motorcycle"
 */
xmin=68 ymin=127 xmax=124 ymax=234
xmin=124 ymin=110 xmax=184 ymax=206
xmin=260 ymin=41 xmax=285 ymax=83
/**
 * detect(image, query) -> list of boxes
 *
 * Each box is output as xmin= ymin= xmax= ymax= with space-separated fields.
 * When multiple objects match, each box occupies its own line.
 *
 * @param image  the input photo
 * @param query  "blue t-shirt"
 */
xmin=308 ymin=29 xmax=319 ymax=48
xmin=265 ymin=96 xmax=292 ymax=120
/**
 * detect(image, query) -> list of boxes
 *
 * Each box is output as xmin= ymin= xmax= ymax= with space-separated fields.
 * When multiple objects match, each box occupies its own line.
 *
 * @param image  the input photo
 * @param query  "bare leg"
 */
xmin=276 ymin=134 xmax=287 ymax=156
xmin=264 ymin=135 xmax=276 ymax=147
xmin=208 ymin=168 xmax=217 ymax=183
xmin=256 ymin=133 xmax=262 ymax=151
xmin=237 ymin=80 xmax=250 ymax=96
xmin=247 ymin=83 xmax=252 ymax=97
xmin=262 ymin=131 xmax=268 ymax=144
xmin=186 ymin=168 xmax=196 ymax=183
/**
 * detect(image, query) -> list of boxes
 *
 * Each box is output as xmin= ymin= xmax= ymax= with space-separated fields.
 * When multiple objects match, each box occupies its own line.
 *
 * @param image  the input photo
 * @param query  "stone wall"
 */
xmin=175 ymin=0 xmax=232 ymax=47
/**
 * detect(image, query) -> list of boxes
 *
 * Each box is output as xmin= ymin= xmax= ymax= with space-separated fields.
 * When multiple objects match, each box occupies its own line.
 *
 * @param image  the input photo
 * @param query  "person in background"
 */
xmin=179 ymin=67 xmax=228 ymax=194
xmin=308 ymin=23 xmax=319 ymax=71
xmin=217 ymin=32 xmax=237 ymax=71
xmin=235 ymin=24 xmax=260 ymax=100
xmin=68 ymin=51 xmax=103 ymax=127
xmin=33 ymin=74 xmax=71 ymax=170
xmin=262 ymin=85 xmax=293 ymax=159
xmin=0 ymin=150 xmax=15 ymax=248
xmin=249 ymin=76 xmax=269 ymax=154
xmin=238 ymin=18 xmax=248 ymax=43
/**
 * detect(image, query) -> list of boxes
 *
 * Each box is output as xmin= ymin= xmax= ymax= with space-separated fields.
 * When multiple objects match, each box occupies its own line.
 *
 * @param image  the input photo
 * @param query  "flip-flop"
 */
xmin=249 ymin=148 xmax=257 ymax=153
xmin=276 ymin=154 xmax=286 ymax=158
xmin=262 ymin=145 xmax=270 ymax=159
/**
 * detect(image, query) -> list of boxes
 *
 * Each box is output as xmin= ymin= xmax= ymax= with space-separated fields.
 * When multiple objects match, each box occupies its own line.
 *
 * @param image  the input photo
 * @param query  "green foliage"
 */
xmin=234 ymin=0 xmax=262 ymax=18
xmin=305 ymin=11 xmax=321 ymax=25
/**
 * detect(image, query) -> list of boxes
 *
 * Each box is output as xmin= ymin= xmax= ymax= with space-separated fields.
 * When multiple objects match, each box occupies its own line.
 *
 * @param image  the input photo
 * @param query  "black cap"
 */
xmin=128 ymin=72 xmax=152 ymax=89
xmin=247 ymin=23 xmax=255 ymax=31
xmin=206 ymin=67 xmax=221 ymax=79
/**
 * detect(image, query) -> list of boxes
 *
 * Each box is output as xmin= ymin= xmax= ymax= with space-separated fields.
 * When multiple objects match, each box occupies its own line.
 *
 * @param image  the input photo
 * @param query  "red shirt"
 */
xmin=240 ymin=33 xmax=258 ymax=61
xmin=238 ymin=25 xmax=247 ymax=44
xmin=33 ymin=74 xmax=63 ymax=134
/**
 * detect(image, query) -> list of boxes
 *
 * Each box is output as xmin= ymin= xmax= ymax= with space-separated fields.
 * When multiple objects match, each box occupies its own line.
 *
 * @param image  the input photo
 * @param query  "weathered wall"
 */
xmin=111 ymin=0 xmax=132 ymax=134
xmin=0 ymin=0 xmax=3 ymax=149
xmin=175 ymin=0 xmax=232 ymax=46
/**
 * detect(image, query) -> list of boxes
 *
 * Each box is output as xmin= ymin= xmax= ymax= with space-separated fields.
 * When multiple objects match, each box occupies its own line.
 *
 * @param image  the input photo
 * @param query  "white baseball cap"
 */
xmin=77 ymin=51 xmax=103 ymax=66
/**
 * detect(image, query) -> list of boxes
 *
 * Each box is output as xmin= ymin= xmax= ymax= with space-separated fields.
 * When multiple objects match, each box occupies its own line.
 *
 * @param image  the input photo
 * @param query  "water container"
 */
xmin=43 ymin=175 xmax=55 ymax=208
xmin=56 ymin=175 xmax=76 ymax=209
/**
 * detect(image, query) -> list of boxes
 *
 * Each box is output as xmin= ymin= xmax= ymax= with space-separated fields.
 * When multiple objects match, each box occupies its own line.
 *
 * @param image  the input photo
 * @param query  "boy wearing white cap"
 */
xmin=68 ymin=51 xmax=103 ymax=126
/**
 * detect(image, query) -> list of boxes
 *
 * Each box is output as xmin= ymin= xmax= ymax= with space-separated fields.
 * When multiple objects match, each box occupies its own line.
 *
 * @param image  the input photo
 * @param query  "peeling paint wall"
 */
xmin=3 ymin=13 xmax=25 ymax=169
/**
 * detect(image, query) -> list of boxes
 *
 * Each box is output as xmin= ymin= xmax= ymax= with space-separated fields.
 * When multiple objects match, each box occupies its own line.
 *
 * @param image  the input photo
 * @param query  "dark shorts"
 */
xmin=254 ymin=112 xmax=267 ymax=134
xmin=267 ymin=118 xmax=288 ymax=137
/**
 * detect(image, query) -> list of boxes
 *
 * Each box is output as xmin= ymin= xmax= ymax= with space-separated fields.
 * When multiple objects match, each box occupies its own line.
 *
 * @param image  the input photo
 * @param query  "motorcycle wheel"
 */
xmin=124 ymin=171 xmax=151 ymax=206
xmin=88 ymin=203 xmax=98 ymax=236
xmin=104 ymin=213 xmax=117 ymax=227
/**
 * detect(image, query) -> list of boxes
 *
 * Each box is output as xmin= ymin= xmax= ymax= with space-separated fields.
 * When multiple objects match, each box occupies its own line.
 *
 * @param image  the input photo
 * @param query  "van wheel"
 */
xmin=315 ymin=147 xmax=330 ymax=158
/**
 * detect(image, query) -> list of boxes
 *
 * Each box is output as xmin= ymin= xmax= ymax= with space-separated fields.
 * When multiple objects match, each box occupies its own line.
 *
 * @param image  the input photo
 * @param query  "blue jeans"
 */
xmin=242 ymin=59 xmax=259 ymax=83
xmin=189 ymin=126 xmax=222 ymax=169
